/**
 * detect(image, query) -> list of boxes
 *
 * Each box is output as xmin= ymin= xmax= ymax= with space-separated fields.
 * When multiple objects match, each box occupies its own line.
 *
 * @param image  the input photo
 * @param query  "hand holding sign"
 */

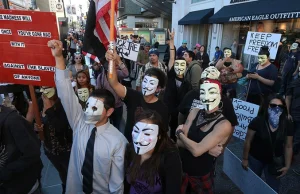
xmin=47 ymin=40 xmax=63 ymax=58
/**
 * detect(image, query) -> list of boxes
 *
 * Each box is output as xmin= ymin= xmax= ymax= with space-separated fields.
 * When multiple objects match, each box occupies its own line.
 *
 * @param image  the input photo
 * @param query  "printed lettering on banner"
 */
xmin=232 ymin=98 xmax=259 ymax=140
xmin=244 ymin=31 xmax=282 ymax=59
xmin=0 ymin=9 xmax=59 ymax=87
xmin=116 ymin=38 xmax=141 ymax=61
xmin=223 ymin=148 xmax=277 ymax=194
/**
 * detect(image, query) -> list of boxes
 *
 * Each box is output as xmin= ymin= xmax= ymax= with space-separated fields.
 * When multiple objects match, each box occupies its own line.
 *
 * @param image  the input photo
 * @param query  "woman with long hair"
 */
xmin=68 ymin=52 xmax=88 ymax=82
xmin=125 ymin=109 xmax=182 ymax=194
xmin=196 ymin=45 xmax=210 ymax=70
xmin=242 ymin=94 xmax=293 ymax=192
xmin=176 ymin=79 xmax=233 ymax=193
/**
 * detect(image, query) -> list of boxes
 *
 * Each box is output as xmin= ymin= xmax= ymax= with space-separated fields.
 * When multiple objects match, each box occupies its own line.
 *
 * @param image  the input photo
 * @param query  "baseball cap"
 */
xmin=182 ymin=40 xmax=187 ymax=44
xmin=290 ymin=42 xmax=299 ymax=50
xmin=145 ymin=42 xmax=151 ymax=47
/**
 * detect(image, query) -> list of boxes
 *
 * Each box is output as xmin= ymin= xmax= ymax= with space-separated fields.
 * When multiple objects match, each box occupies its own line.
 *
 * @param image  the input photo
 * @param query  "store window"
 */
xmin=191 ymin=0 xmax=206 ymax=3
xmin=135 ymin=22 xmax=158 ymax=28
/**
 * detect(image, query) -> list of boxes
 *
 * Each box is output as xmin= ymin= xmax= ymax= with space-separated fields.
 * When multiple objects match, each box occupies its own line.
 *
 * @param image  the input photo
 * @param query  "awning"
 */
xmin=210 ymin=0 xmax=300 ymax=23
xmin=178 ymin=9 xmax=214 ymax=25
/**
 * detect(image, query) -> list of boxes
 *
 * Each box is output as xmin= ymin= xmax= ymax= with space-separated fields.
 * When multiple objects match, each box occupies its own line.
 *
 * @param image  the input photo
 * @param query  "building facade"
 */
xmin=173 ymin=0 xmax=300 ymax=68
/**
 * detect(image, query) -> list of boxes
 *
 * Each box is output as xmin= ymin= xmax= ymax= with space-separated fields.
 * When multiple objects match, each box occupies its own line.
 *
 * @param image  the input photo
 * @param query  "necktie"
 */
xmin=81 ymin=127 xmax=97 ymax=194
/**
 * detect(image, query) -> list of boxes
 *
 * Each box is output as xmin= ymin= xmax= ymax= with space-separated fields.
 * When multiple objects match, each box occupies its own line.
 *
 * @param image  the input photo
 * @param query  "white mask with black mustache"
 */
xmin=142 ymin=76 xmax=159 ymax=96
xmin=200 ymin=82 xmax=221 ymax=111
xmin=201 ymin=66 xmax=220 ymax=80
xmin=174 ymin=60 xmax=186 ymax=76
xmin=132 ymin=122 xmax=159 ymax=155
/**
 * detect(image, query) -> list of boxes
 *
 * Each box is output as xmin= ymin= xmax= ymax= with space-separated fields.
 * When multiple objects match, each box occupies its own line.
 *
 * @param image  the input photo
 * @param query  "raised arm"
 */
xmin=168 ymin=29 xmax=175 ymax=70
xmin=47 ymin=40 xmax=85 ymax=131
xmin=106 ymin=49 xmax=127 ymax=99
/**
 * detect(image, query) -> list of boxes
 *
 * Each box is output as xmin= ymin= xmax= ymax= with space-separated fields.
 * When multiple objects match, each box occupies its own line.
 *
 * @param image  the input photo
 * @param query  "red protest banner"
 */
xmin=0 ymin=10 xmax=59 ymax=87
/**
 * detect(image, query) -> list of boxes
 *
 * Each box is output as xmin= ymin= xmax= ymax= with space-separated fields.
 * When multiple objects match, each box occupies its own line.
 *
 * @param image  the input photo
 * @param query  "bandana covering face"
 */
xmin=132 ymin=122 xmax=159 ymax=155
xmin=268 ymin=107 xmax=283 ymax=129
xmin=258 ymin=55 xmax=268 ymax=65
xmin=174 ymin=60 xmax=187 ymax=76
xmin=84 ymin=97 xmax=104 ymax=124
xmin=200 ymin=80 xmax=221 ymax=111
xmin=142 ymin=76 xmax=159 ymax=96
xmin=40 ymin=87 xmax=55 ymax=98
xmin=224 ymin=49 xmax=232 ymax=58
xmin=77 ymin=88 xmax=89 ymax=102
xmin=201 ymin=66 xmax=220 ymax=79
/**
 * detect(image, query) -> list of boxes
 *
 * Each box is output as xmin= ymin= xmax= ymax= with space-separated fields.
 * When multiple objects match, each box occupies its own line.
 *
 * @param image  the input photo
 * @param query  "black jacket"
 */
xmin=0 ymin=106 xmax=42 ymax=194
xmin=196 ymin=52 xmax=210 ymax=70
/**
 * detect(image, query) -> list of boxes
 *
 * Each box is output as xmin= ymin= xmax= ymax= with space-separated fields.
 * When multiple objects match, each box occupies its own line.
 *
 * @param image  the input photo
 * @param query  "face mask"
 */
xmin=258 ymin=55 xmax=268 ymax=65
xmin=142 ymin=76 xmax=159 ymax=96
xmin=40 ymin=87 xmax=55 ymax=98
xmin=224 ymin=49 xmax=232 ymax=58
xmin=84 ymin=97 xmax=104 ymax=124
xmin=132 ymin=122 xmax=159 ymax=155
xmin=174 ymin=60 xmax=187 ymax=76
xmin=77 ymin=88 xmax=89 ymax=102
xmin=268 ymin=107 xmax=283 ymax=129
xmin=200 ymin=81 xmax=221 ymax=111
xmin=201 ymin=66 xmax=220 ymax=79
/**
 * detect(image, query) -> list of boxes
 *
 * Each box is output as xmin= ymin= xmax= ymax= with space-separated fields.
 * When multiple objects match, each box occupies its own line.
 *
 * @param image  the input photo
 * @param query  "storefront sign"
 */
xmin=224 ymin=0 xmax=257 ymax=6
xmin=223 ymin=148 xmax=277 ymax=194
xmin=229 ymin=12 xmax=300 ymax=22
xmin=232 ymin=98 xmax=259 ymax=140
xmin=0 ymin=10 xmax=59 ymax=87
xmin=244 ymin=31 xmax=281 ymax=59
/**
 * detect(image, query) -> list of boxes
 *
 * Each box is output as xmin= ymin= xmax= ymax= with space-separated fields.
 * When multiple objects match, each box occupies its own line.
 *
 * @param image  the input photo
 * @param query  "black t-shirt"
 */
xmin=286 ymin=80 xmax=300 ymax=121
xmin=248 ymin=116 xmax=293 ymax=163
xmin=164 ymin=67 xmax=184 ymax=114
xmin=124 ymin=88 xmax=169 ymax=142
xmin=178 ymin=89 xmax=238 ymax=126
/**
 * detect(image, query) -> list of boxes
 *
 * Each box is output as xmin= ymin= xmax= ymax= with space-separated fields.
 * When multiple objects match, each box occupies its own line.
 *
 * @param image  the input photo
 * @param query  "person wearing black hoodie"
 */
xmin=0 ymin=105 xmax=43 ymax=194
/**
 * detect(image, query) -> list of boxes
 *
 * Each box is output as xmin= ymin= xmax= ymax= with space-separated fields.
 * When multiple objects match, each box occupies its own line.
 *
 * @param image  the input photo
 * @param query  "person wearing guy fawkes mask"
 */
xmin=27 ymin=86 xmax=72 ymax=194
xmin=216 ymin=47 xmax=244 ymax=98
xmin=47 ymin=40 xmax=128 ymax=194
xmin=106 ymin=48 xmax=169 ymax=142
xmin=246 ymin=46 xmax=278 ymax=106
xmin=176 ymin=79 xmax=233 ymax=193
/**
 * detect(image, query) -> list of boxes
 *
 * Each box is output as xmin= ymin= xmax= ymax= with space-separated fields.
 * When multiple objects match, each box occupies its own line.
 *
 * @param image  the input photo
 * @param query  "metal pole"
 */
xmin=3 ymin=0 xmax=10 ymax=9
xmin=61 ymin=0 xmax=66 ymax=18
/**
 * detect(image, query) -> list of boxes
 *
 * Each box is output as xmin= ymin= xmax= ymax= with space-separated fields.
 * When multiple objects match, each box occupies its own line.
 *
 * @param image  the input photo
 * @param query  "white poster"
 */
xmin=223 ymin=148 xmax=277 ymax=194
xmin=116 ymin=38 xmax=140 ymax=62
xmin=244 ymin=31 xmax=282 ymax=59
xmin=232 ymin=98 xmax=259 ymax=140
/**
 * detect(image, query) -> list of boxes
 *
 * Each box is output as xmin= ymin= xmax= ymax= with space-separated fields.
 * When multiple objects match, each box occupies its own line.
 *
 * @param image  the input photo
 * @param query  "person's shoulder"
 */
xmin=108 ymin=124 xmax=128 ymax=143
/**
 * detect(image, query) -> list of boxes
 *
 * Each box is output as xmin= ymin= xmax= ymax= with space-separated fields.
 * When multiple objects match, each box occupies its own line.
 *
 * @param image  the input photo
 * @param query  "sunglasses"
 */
xmin=269 ymin=103 xmax=285 ymax=109
xmin=75 ymin=57 xmax=82 ymax=60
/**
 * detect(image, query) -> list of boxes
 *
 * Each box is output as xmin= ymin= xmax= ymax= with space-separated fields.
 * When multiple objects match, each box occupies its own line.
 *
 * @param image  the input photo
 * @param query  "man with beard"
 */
xmin=136 ymin=48 xmax=167 ymax=91
xmin=107 ymin=49 xmax=168 ymax=142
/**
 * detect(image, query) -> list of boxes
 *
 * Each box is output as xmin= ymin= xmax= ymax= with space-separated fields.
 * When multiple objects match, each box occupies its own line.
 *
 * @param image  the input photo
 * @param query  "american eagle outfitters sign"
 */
xmin=229 ymin=12 xmax=300 ymax=22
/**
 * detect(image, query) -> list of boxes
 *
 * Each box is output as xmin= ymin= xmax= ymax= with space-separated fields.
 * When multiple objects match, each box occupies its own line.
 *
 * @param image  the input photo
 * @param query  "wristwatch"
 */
xmin=176 ymin=129 xmax=184 ymax=139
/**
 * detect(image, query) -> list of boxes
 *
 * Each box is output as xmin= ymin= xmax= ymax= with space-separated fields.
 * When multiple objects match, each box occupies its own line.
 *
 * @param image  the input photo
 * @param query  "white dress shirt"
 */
xmin=55 ymin=68 xmax=128 ymax=194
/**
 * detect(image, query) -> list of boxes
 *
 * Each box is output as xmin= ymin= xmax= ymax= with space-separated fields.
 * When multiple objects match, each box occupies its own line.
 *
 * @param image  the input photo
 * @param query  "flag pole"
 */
xmin=109 ymin=0 xmax=116 ymax=79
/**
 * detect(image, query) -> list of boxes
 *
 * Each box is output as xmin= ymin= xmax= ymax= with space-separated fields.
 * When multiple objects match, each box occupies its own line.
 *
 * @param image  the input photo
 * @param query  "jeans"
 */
xmin=248 ymin=155 xmax=280 ymax=192
xmin=45 ymin=151 xmax=71 ymax=194
xmin=111 ymin=106 xmax=123 ymax=130
xmin=293 ymin=120 xmax=300 ymax=154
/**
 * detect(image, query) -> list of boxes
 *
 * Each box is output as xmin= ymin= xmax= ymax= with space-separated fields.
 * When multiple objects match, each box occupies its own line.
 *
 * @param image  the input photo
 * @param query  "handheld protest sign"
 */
xmin=0 ymin=10 xmax=59 ymax=86
xmin=109 ymin=0 xmax=116 ymax=79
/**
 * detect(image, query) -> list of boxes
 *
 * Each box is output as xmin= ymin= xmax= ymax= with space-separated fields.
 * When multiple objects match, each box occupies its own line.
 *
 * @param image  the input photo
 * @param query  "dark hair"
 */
xmin=90 ymin=89 xmax=115 ymax=110
xmin=177 ymin=57 xmax=185 ymax=60
xmin=223 ymin=47 xmax=231 ymax=51
xmin=262 ymin=94 xmax=287 ymax=139
xmin=144 ymin=68 xmax=167 ymax=88
xmin=76 ymin=70 xmax=91 ymax=89
xmin=185 ymin=50 xmax=195 ymax=61
xmin=200 ymin=45 xmax=206 ymax=51
xmin=258 ymin=46 xmax=270 ymax=57
xmin=126 ymin=109 xmax=176 ymax=187
xmin=215 ymin=46 xmax=220 ymax=49
xmin=71 ymin=53 xmax=85 ymax=65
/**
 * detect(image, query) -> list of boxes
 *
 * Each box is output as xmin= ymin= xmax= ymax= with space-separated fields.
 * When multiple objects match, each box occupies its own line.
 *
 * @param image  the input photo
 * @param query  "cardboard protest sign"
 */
xmin=0 ymin=10 xmax=59 ymax=87
xmin=244 ymin=31 xmax=281 ymax=59
xmin=232 ymin=98 xmax=259 ymax=140
xmin=223 ymin=148 xmax=277 ymax=194
xmin=116 ymin=38 xmax=140 ymax=62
